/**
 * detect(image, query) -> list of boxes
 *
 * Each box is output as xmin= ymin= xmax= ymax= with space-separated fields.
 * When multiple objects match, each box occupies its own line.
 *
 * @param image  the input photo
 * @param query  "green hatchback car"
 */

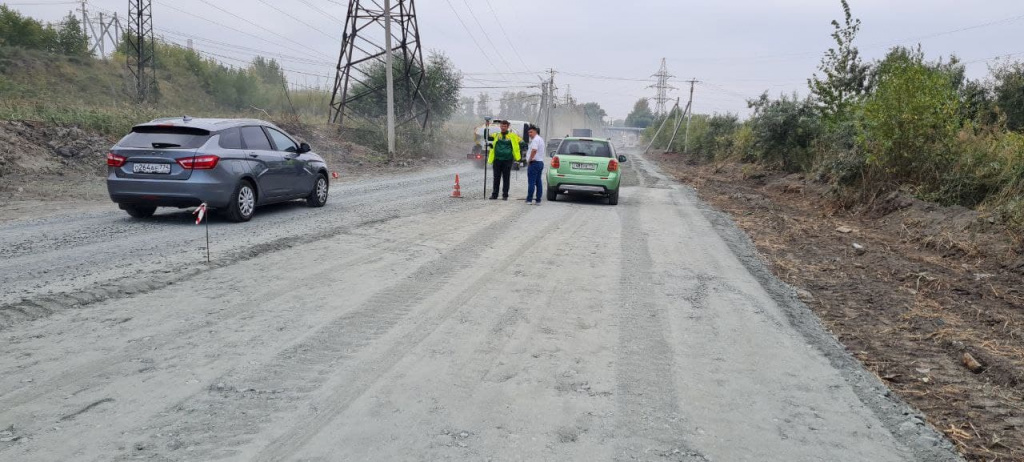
xmin=547 ymin=137 xmax=628 ymax=205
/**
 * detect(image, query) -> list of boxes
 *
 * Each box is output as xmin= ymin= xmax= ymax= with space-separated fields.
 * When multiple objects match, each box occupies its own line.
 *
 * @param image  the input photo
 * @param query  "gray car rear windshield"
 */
xmin=119 ymin=126 xmax=211 ymax=149
xmin=557 ymin=140 xmax=612 ymax=157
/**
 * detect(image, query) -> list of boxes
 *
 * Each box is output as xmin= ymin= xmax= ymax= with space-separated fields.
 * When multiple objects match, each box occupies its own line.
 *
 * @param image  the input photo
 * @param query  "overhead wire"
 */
xmin=293 ymin=0 xmax=346 ymax=25
xmin=152 ymin=0 xmax=327 ymax=62
xmin=481 ymin=0 xmax=532 ymax=71
xmin=253 ymin=0 xmax=340 ymax=41
xmin=457 ymin=0 xmax=518 ymax=80
xmin=440 ymin=0 xmax=509 ymax=86
xmin=155 ymin=28 xmax=333 ymax=67
xmin=182 ymin=0 xmax=333 ymax=59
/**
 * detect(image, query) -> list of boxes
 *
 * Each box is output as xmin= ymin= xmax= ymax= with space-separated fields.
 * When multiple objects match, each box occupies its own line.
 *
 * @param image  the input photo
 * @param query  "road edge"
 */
xmin=624 ymin=147 xmax=965 ymax=462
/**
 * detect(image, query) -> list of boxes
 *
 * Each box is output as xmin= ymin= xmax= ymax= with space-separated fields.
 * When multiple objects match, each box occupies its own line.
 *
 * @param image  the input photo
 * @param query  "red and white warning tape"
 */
xmin=193 ymin=203 xmax=207 ymax=225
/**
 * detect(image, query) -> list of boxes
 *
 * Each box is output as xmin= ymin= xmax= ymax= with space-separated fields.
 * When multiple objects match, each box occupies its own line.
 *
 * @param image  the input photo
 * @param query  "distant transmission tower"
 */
xmin=126 ymin=0 xmax=156 ymax=102
xmin=649 ymin=58 xmax=675 ymax=115
xmin=328 ymin=0 xmax=429 ymax=129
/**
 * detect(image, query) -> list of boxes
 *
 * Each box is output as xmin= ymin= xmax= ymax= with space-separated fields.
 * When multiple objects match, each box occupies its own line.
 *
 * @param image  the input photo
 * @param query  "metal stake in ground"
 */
xmin=193 ymin=203 xmax=210 ymax=263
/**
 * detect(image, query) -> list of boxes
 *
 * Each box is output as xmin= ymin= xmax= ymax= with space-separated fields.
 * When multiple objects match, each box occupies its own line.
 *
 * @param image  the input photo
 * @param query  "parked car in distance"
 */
xmin=546 ymin=137 xmax=562 ymax=157
xmin=106 ymin=117 xmax=330 ymax=222
xmin=547 ymin=137 xmax=627 ymax=205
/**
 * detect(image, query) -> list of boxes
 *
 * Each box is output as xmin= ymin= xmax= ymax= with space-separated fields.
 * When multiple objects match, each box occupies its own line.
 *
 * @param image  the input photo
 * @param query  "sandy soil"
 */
xmin=0 ymin=150 xmax=963 ymax=461
xmin=653 ymin=154 xmax=1023 ymax=461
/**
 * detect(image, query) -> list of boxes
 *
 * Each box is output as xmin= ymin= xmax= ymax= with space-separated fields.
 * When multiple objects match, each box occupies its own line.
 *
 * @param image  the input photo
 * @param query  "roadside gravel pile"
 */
xmin=0 ymin=120 xmax=111 ymax=177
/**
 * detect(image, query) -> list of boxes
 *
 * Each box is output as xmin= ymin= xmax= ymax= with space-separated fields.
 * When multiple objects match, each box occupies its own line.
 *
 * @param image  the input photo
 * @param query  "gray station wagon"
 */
xmin=106 ymin=117 xmax=330 ymax=222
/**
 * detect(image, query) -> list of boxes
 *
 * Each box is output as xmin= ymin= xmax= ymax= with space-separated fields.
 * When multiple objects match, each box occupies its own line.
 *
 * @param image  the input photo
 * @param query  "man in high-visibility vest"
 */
xmin=487 ymin=119 xmax=522 ymax=200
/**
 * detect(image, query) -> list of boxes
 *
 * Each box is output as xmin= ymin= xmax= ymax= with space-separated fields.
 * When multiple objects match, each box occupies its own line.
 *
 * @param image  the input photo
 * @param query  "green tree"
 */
xmin=476 ymin=93 xmax=490 ymax=118
xmin=251 ymin=56 xmax=285 ymax=86
xmin=861 ymin=47 xmax=962 ymax=184
xmin=746 ymin=92 xmax=822 ymax=172
xmin=459 ymin=96 xmax=475 ymax=119
xmin=625 ymin=98 xmax=654 ymax=128
xmin=499 ymin=91 xmax=535 ymax=120
xmin=581 ymin=102 xmax=607 ymax=126
xmin=55 ymin=13 xmax=89 ymax=56
xmin=0 ymin=6 xmax=58 ymax=51
xmin=420 ymin=52 xmax=461 ymax=127
xmin=991 ymin=60 xmax=1024 ymax=131
xmin=348 ymin=51 xmax=462 ymax=128
xmin=808 ymin=0 xmax=869 ymax=125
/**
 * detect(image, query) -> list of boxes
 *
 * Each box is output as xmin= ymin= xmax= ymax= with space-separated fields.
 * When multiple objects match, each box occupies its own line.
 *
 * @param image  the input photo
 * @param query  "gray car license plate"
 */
xmin=571 ymin=162 xmax=596 ymax=171
xmin=133 ymin=163 xmax=171 ymax=174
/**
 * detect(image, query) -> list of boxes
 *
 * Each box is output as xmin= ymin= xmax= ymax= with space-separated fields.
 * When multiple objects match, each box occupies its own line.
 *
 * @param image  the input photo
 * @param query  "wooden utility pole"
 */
xmin=545 ymin=68 xmax=556 ymax=139
xmin=79 ymin=1 xmax=89 ymax=45
xmin=683 ymin=79 xmax=699 ymax=154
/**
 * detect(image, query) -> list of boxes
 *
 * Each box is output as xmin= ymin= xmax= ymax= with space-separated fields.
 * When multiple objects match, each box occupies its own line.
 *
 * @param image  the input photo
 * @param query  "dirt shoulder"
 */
xmin=653 ymin=153 xmax=1024 ymax=461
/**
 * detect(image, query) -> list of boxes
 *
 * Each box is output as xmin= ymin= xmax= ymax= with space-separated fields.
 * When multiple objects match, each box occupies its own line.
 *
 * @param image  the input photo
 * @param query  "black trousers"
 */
xmin=491 ymin=159 xmax=513 ymax=198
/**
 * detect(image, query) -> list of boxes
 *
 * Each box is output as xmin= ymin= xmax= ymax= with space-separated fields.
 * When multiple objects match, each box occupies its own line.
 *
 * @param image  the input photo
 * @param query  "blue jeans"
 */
xmin=526 ymin=161 xmax=544 ymax=202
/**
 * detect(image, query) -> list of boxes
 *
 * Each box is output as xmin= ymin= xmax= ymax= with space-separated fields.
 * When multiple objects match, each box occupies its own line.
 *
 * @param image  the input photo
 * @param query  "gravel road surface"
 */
xmin=0 ymin=151 xmax=962 ymax=461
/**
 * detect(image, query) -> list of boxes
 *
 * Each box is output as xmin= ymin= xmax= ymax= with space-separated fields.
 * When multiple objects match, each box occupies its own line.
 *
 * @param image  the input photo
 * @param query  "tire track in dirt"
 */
xmin=283 ymin=204 xmax=623 ymax=461
xmin=0 ymin=220 xmax=455 ymax=417
xmin=250 ymin=208 xmax=574 ymax=462
xmin=615 ymin=187 xmax=708 ymax=461
xmin=0 ymin=169 xmax=478 ymax=331
xmin=111 ymin=206 xmax=557 ymax=461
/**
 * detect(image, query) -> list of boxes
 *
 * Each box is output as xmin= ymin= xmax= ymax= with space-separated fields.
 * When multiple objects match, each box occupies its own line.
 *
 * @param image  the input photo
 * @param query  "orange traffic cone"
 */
xmin=451 ymin=174 xmax=462 ymax=198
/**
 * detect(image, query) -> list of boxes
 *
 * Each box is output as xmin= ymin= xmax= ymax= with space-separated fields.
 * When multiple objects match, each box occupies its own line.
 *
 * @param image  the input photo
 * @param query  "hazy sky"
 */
xmin=13 ymin=0 xmax=1024 ymax=120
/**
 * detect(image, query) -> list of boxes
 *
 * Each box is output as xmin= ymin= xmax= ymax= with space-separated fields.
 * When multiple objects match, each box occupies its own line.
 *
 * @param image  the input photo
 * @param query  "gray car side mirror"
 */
xmin=297 ymin=142 xmax=311 ymax=154
xmin=618 ymin=155 xmax=628 ymax=162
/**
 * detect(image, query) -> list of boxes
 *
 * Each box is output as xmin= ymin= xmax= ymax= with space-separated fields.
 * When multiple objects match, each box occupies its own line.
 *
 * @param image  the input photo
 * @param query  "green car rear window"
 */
xmin=557 ymin=140 xmax=612 ymax=157
xmin=119 ymin=126 xmax=211 ymax=149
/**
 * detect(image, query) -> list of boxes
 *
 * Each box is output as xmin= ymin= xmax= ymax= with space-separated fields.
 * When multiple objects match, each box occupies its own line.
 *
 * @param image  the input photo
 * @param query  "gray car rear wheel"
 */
xmin=123 ymin=204 xmax=156 ymax=219
xmin=306 ymin=173 xmax=328 ymax=207
xmin=224 ymin=180 xmax=256 ymax=222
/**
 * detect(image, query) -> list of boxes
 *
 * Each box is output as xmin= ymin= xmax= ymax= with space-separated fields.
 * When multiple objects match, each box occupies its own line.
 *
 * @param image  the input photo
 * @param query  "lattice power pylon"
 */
xmin=328 ymin=0 xmax=429 ymax=129
xmin=649 ymin=58 xmax=676 ymax=115
xmin=126 ymin=0 xmax=156 ymax=102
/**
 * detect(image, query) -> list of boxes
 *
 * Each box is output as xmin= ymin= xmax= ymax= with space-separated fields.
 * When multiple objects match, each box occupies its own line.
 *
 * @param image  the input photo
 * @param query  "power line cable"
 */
xmin=156 ymin=28 xmax=333 ymax=66
xmin=440 ymin=0 xmax=508 ymax=84
xmin=294 ymin=0 xmax=346 ymax=24
xmin=3 ymin=1 xmax=78 ymax=5
xmin=481 ymin=0 xmax=531 ymax=71
xmin=458 ymin=0 xmax=517 ymax=77
xmin=253 ymin=0 xmax=339 ymax=41
xmin=179 ymin=0 xmax=332 ymax=60
xmin=152 ymin=0 xmax=326 ymax=62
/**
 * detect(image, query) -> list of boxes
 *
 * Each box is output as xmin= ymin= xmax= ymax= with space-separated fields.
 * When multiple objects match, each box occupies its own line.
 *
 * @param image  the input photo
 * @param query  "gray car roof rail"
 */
xmin=135 ymin=117 xmax=276 ymax=132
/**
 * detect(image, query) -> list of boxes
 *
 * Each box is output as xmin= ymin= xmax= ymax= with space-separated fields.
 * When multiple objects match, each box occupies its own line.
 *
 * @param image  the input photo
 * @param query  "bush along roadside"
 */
xmin=644 ymin=0 xmax=1024 ymax=236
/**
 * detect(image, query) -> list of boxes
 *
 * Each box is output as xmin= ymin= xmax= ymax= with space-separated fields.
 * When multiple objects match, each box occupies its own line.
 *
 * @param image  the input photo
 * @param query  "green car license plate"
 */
xmin=571 ymin=162 xmax=596 ymax=171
